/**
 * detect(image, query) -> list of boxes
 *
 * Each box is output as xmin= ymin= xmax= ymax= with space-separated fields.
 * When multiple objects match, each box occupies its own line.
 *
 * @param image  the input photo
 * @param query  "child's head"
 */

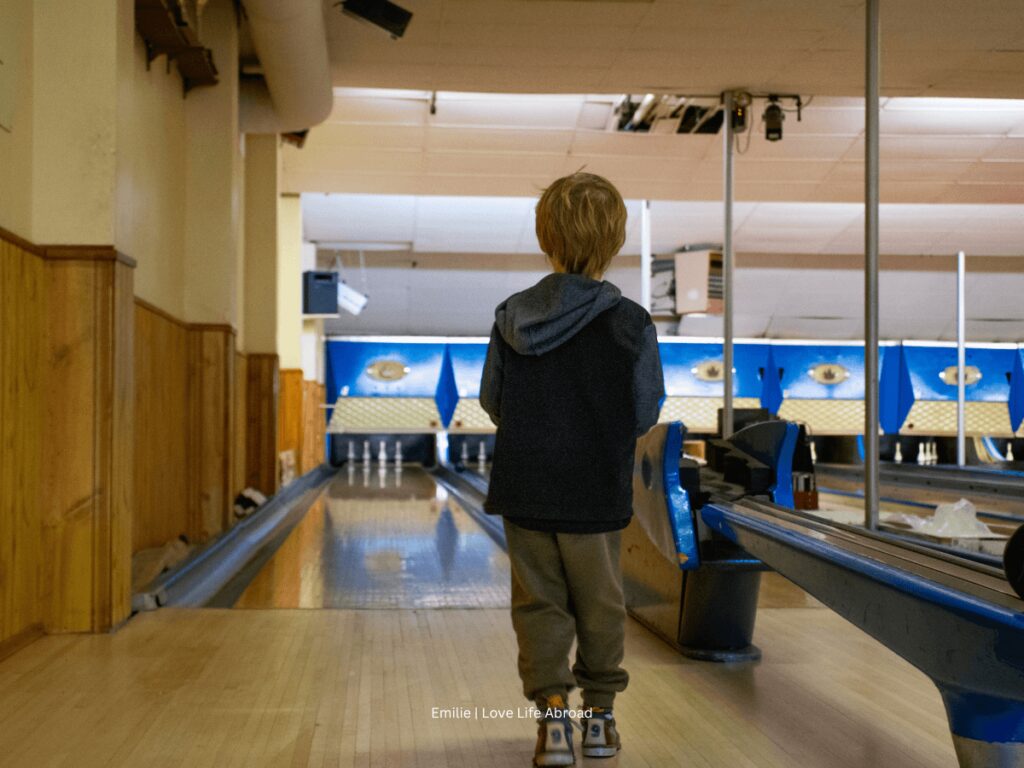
xmin=535 ymin=172 xmax=626 ymax=280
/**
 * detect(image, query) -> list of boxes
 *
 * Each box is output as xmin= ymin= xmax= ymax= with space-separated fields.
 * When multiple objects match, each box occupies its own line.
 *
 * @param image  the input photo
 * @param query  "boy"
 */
xmin=480 ymin=172 xmax=665 ymax=766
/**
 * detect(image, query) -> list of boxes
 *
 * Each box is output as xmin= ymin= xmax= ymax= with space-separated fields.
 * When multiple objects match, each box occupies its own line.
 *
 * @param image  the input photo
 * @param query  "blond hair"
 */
xmin=535 ymin=172 xmax=626 ymax=279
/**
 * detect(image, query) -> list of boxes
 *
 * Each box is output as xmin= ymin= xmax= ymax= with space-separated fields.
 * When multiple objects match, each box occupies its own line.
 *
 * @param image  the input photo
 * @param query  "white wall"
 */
xmin=323 ymin=259 xmax=1024 ymax=342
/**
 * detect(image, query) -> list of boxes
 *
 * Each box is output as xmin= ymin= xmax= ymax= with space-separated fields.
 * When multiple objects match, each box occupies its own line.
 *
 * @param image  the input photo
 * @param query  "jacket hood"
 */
xmin=495 ymin=273 xmax=622 ymax=355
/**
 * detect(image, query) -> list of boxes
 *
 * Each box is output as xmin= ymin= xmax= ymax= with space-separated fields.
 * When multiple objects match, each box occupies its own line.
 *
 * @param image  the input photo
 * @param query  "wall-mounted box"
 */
xmin=303 ymin=271 xmax=340 ymax=316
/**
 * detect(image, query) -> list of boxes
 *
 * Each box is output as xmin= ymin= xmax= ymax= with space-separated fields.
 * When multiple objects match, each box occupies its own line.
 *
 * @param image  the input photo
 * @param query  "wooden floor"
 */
xmin=0 ymin=606 xmax=958 ymax=767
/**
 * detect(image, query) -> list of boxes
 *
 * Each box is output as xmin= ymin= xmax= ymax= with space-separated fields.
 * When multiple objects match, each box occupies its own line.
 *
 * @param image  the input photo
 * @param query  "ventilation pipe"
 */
xmin=240 ymin=0 xmax=333 ymax=134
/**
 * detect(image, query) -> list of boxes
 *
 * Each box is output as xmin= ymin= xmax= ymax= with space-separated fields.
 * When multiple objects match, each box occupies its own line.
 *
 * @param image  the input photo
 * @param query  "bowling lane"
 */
xmin=233 ymin=466 xmax=510 ymax=609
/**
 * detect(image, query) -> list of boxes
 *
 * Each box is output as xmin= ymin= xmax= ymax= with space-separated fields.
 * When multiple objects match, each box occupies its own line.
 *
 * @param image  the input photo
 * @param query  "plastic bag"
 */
xmin=885 ymin=498 xmax=992 ymax=538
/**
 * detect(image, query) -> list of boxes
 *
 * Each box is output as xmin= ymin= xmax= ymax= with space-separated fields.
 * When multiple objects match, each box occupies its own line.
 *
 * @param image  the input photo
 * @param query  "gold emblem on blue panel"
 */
xmin=939 ymin=365 xmax=981 ymax=386
xmin=366 ymin=360 xmax=410 ymax=382
xmin=808 ymin=363 xmax=849 ymax=385
xmin=692 ymin=360 xmax=725 ymax=382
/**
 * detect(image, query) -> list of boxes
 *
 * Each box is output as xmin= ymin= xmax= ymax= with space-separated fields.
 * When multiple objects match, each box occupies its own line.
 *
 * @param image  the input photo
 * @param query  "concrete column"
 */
xmin=183 ymin=0 xmax=242 ymax=327
xmin=277 ymin=193 xmax=304 ymax=369
xmin=243 ymin=133 xmax=280 ymax=354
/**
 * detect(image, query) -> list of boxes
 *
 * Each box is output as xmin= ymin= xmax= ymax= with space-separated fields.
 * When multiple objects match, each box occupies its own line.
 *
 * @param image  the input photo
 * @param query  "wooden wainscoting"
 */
xmin=278 ymin=371 xmax=326 ymax=479
xmin=134 ymin=301 xmax=191 ymax=551
xmin=278 ymin=369 xmax=304 ymax=475
xmin=233 ymin=352 xmax=248 ymax=501
xmin=245 ymin=354 xmax=279 ymax=496
xmin=190 ymin=326 xmax=236 ymax=541
xmin=44 ymin=254 xmax=135 ymax=633
xmin=300 ymin=379 xmax=326 ymax=473
xmin=0 ymin=234 xmax=46 ymax=647
xmin=134 ymin=302 xmax=239 ymax=550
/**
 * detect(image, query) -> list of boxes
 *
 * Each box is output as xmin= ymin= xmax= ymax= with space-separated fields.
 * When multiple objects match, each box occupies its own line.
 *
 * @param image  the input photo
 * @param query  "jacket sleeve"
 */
xmin=479 ymin=323 xmax=504 ymax=427
xmin=634 ymin=319 xmax=665 ymax=437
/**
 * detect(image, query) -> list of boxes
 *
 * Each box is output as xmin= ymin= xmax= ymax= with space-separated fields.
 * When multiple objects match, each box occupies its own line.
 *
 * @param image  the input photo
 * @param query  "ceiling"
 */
xmin=303 ymin=194 xmax=1024 ymax=257
xmin=283 ymin=91 xmax=1024 ymax=204
xmin=323 ymin=0 xmax=1024 ymax=99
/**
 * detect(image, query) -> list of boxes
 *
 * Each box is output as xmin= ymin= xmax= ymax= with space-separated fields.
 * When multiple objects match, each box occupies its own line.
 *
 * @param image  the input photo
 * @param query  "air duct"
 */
xmin=240 ymin=0 xmax=333 ymax=134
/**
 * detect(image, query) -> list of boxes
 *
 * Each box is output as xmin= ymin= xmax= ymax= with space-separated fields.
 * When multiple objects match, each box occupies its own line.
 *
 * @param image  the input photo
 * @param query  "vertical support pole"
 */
xmin=640 ymin=199 xmax=652 ymax=312
xmin=956 ymin=250 xmax=967 ymax=466
xmin=864 ymin=0 xmax=881 ymax=529
xmin=722 ymin=90 xmax=735 ymax=438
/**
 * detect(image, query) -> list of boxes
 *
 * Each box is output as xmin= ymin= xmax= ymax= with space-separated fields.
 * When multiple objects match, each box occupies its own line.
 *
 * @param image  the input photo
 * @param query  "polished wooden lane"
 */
xmin=0 ymin=606 xmax=957 ymax=767
xmin=234 ymin=468 xmax=511 ymax=609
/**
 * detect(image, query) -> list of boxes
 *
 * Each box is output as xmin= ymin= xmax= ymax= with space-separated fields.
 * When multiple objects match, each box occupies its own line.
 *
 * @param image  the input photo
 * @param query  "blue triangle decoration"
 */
xmin=759 ymin=347 xmax=784 ymax=415
xmin=879 ymin=345 xmax=915 ymax=435
xmin=1009 ymin=349 xmax=1024 ymax=433
xmin=434 ymin=346 xmax=459 ymax=429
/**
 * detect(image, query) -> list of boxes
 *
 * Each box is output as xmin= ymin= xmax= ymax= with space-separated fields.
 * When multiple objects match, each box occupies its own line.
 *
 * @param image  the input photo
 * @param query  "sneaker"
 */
xmin=581 ymin=708 xmax=621 ymax=758
xmin=533 ymin=694 xmax=575 ymax=766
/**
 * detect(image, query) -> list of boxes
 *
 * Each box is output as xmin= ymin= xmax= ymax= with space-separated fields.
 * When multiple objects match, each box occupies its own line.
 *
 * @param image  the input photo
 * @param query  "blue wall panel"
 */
xmin=447 ymin=342 xmax=489 ymax=398
xmin=325 ymin=340 xmax=448 ymax=399
xmin=902 ymin=343 xmax=1014 ymax=402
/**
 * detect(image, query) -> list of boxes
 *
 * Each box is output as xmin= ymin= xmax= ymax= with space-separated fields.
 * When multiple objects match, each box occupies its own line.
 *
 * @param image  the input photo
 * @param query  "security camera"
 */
xmin=338 ymin=280 xmax=369 ymax=316
xmin=763 ymin=96 xmax=785 ymax=141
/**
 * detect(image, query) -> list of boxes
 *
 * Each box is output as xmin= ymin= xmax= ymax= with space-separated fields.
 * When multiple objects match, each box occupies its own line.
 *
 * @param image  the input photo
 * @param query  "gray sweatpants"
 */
xmin=503 ymin=519 xmax=629 ymax=710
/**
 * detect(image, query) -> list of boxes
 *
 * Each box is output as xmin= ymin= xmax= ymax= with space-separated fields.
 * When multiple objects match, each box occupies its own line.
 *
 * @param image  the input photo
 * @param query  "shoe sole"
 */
xmin=534 ymin=753 xmax=575 ymax=766
xmin=581 ymin=746 xmax=620 ymax=758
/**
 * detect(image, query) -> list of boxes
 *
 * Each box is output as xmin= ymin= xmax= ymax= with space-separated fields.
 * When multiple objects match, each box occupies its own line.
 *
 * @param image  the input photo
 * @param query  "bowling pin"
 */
xmin=894 ymin=442 xmax=903 ymax=464
xmin=460 ymin=441 xmax=470 ymax=465
xmin=478 ymin=441 xmax=487 ymax=471
xmin=917 ymin=442 xmax=926 ymax=465
xmin=395 ymin=441 xmax=403 ymax=468
xmin=809 ymin=440 xmax=817 ymax=465
xmin=363 ymin=440 xmax=371 ymax=465
xmin=347 ymin=440 xmax=356 ymax=463
xmin=378 ymin=440 xmax=387 ymax=465
xmin=1007 ymin=442 xmax=1015 ymax=462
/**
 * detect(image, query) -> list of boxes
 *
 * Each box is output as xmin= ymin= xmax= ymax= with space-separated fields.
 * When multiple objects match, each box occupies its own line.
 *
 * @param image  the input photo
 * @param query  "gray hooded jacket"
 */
xmin=480 ymin=272 xmax=664 ymax=436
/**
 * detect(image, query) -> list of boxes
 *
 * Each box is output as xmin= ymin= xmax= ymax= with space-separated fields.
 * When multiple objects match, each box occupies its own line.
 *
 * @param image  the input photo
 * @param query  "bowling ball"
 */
xmin=1005 ymin=524 xmax=1024 ymax=600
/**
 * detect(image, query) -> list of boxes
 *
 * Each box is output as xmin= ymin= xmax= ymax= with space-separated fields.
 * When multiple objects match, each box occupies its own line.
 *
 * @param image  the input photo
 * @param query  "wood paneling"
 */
xmin=134 ymin=303 xmax=239 ymax=550
xmin=44 ymin=256 xmax=134 ymax=633
xmin=278 ymin=368 xmax=304 ymax=464
xmin=0 ymin=237 xmax=45 ymax=648
xmin=233 ymin=352 xmax=248 ymax=498
xmin=300 ymin=380 xmax=326 ymax=473
xmin=133 ymin=302 xmax=190 ymax=551
xmin=191 ymin=328 xmax=235 ymax=541
xmin=246 ymin=354 xmax=279 ymax=495
xmin=278 ymin=371 xmax=326 ymax=478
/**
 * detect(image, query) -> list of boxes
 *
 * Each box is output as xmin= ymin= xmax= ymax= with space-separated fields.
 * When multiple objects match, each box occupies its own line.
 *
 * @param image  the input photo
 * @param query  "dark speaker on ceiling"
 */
xmin=340 ymin=0 xmax=413 ymax=39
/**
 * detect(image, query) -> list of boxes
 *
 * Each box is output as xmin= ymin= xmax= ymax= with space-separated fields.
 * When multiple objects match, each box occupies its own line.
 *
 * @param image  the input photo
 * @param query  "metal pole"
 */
xmin=956 ymin=250 xmax=966 ymax=466
xmin=722 ymin=90 xmax=735 ymax=438
xmin=640 ymin=200 xmax=652 ymax=312
xmin=864 ymin=0 xmax=880 ymax=529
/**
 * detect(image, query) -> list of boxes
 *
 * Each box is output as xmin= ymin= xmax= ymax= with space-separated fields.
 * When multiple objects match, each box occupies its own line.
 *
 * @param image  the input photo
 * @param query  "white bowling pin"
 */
xmin=1007 ymin=442 xmax=1015 ymax=462
xmin=460 ymin=442 xmax=470 ymax=464
xmin=347 ymin=440 xmax=356 ymax=463
xmin=917 ymin=442 xmax=926 ymax=465
xmin=809 ymin=440 xmax=817 ymax=465
xmin=395 ymin=441 xmax=403 ymax=468
xmin=930 ymin=440 xmax=938 ymax=465
xmin=378 ymin=440 xmax=387 ymax=465
xmin=478 ymin=441 xmax=487 ymax=467
xmin=894 ymin=442 xmax=903 ymax=464
xmin=363 ymin=440 xmax=371 ymax=465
